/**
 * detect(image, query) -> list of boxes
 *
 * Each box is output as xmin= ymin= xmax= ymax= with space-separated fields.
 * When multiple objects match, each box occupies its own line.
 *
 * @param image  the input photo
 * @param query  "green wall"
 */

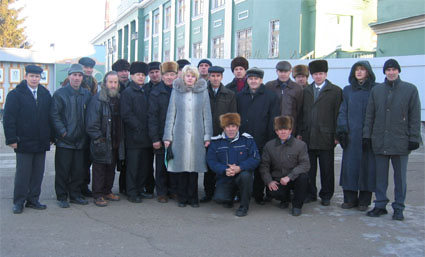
xmin=377 ymin=28 xmax=425 ymax=56
xmin=378 ymin=0 xmax=425 ymax=22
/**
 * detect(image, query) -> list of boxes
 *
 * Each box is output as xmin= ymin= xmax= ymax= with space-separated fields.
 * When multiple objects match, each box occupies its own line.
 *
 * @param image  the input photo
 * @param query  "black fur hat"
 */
xmin=112 ymin=59 xmax=130 ymax=72
xmin=231 ymin=56 xmax=249 ymax=72
xmin=130 ymin=62 xmax=149 ymax=75
xmin=309 ymin=60 xmax=328 ymax=74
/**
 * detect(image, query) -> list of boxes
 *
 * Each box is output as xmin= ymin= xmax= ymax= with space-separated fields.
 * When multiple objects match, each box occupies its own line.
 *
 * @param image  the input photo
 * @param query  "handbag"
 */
xmin=164 ymin=143 xmax=174 ymax=168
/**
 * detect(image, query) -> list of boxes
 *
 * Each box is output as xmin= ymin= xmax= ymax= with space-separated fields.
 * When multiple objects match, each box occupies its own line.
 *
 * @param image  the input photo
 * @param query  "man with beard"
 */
xmin=111 ymin=59 xmax=131 ymax=194
xmin=86 ymin=71 xmax=125 ymax=207
xmin=51 ymin=64 xmax=92 ymax=208
xmin=148 ymin=61 xmax=179 ymax=203
xmin=121 ymin=62 xmax=153 ymax=203
xmin=198 ymin=59 xmax=212 ymax=81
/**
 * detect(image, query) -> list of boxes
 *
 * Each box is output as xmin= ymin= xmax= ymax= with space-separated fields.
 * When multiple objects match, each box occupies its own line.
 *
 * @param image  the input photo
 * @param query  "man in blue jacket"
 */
xmin=3 ymin=65 xmax=53 ymax=214
xmin=207 ymin=113 xmax=260 ymax=217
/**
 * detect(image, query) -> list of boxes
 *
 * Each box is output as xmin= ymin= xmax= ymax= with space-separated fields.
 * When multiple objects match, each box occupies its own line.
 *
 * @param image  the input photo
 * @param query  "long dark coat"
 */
xmin=208 ymin=82 xmax=237 ymax=136
xmin=337 ymin=61 xmax=376 ymax=191
xmin=3 ymin=81 xmax=53 ymax=153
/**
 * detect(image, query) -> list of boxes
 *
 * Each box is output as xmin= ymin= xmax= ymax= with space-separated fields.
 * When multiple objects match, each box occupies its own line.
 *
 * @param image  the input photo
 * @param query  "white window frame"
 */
xmin=236 ymin=28 xmax=252 ymax=59
xmin=164 ymin=6 xmax=171 ymax=31
xmin=193 ymin=42 xmax=203 ymax=58
xmin=153 ymin=13 xmax=160 ymax=36
xmin=193 ymin=0 xmax=204 ymax=17
xmin=212 ymin=36 xmax=224 ymax=59
xmin=144 ymin=17 xmax=150 ymax=39
xmin=269 ymin=19 xmax=279 ymax=58
xmin=177 ymin=46 xmax=185 ymax=60
xmin=177 ymin=0 xmax=185 ymax=25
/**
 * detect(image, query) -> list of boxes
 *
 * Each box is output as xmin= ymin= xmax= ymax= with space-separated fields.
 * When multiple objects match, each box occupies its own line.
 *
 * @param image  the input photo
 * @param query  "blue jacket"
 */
xmin=207 ymin=132 xmax=260 ymax=185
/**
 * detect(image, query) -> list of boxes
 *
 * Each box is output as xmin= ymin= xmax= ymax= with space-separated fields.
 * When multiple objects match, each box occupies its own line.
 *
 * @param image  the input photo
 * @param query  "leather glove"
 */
xmin=338 ymin=132 xmax=348 ymax=149
xmin=362 ymin=138 xmax=371 ymax=152
xmin=408 ymin=141 xmax=419 ymax=151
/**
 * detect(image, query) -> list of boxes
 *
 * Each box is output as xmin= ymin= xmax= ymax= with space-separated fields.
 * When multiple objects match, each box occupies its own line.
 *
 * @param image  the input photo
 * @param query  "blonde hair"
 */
xmin=182 ymin=65 xmax=200 ymax=80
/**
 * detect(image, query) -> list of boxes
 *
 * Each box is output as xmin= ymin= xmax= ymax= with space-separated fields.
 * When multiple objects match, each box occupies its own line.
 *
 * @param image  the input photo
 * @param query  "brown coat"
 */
xmin=260 ymin=137 xmax=310 ymax=185
xmin=265 ymin=79 xmax=303 ymax=134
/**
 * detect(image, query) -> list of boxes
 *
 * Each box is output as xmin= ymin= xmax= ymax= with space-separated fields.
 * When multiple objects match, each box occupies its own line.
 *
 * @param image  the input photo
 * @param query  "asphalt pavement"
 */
xmin=0 ymin=125 xmax=424 ymax=257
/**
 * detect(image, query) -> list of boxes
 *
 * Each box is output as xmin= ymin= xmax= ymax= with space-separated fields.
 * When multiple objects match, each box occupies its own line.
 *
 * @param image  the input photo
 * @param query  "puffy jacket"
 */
xmin=3 ymin=81 xmax=53 ymax=153
xmin=208 ymin=82 xmax=237 ymax=136
xmin=50 ymin=84 xmax=91 ymax=149
xmin=86 ymin=88 xmax=125 ymax=164
xmin=120 ymin=81 xmax=152 ymax=148
xmin=207 ymin=132 xmax=260 ymax=185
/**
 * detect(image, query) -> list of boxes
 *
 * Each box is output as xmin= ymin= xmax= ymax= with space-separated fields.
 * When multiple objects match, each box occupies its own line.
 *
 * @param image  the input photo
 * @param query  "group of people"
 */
xmin=3 ymin=55 xmax=421 ymax=220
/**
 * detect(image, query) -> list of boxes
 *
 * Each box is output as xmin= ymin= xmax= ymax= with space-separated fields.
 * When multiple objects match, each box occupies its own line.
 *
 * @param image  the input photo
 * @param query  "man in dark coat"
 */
xmin=50 ymin=64 xmax=92 ymax=208
xmin=112 ymin=59 xmax=131 ymax=194
xmin=86 ymin=71 xmax=124 ymax=207
xmin=200 ymin=66 xmax=237 ymax=203
xmin=363 ymin=59 xmax=421 ymax=221
xmin=260 ymin=116 xmax=310 ymax=216
xmin=337 ymin=61 xmax=376 ymax=211
xmin=297 ymin=60 xmax=342 ymax=206
xmin=225 ymin=56 xmax=249 ymax=93
xmin=121 ymin=61 xmax=153 ymax=203
xmin=207 ymin=113 xmax=260 ymax=217
xmin=265 ymin=61 xmax=303 ymax=134
xmin=3 ymin=65 xmax=53 ymax=214
xmin=237 ymin=67 xmax=279 ymax=204
xmin=148 ymin=61 xmax=179 ymax=203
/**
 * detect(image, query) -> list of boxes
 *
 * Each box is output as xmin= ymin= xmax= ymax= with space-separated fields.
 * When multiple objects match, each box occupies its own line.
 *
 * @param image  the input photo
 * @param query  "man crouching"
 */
xmin=207 ymin=113 xmax=260 ymax=217
xmin=260 ymin=116 xmax=310 ymax=216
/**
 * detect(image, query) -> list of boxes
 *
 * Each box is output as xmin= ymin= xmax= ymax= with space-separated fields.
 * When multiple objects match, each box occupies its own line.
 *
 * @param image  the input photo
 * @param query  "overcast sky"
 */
xmin=15 ymin=0 xmax=107 ymax=60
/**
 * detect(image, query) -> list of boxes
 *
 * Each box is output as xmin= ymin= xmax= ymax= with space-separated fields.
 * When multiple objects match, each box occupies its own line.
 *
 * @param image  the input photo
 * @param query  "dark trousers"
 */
xmin=92 ymin=149 xmax=118 ymax=199
xmin=177 ymin=172 xmax=198 ymax=204
xmin=374 ymin=154 xmax=408 ymax=211
xmin=117 ymin=160 xmax=126 ymax=193
xmin=269 ymin=173 xmax=309 ymax=209
xmin=14 ymin=152 xmax=46 ymax=205
xmin=168 ymin=172 xmax=178 ymax=196
xmin=155 ymin=153 xmax=168 ymax=196
xmin=307 ymin=149 xmax=335 ymax=200
xmin=214 ymin=171 xmax=253 ymax=209
xmin=55 ymin=147 xmax=85 ymax=200
xmin=203 ymin=168 xmax=216 ymax=198
xmin=82 ymin=148 xmax=91 ymax=190
xmin=145 ymin=162 xmax=155 ymax=194
xmin=343 ymin=190 xmax=372 ymax=206
xmin=126 ymin=147 xmax=154 ymax=198
xmin=253 ymin=168 xmax=266 ymax=201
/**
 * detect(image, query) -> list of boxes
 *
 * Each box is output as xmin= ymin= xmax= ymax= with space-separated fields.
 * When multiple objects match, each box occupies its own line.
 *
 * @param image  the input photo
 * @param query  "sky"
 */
xmin=14 ymin=0 xmax=107 ymax=60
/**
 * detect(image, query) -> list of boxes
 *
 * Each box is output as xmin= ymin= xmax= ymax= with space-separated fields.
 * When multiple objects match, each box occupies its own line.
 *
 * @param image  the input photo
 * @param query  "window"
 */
xmin=236 ymin=28 xmax=252 ymax=58
xmin=164 ymin=50 xmax=170 ymax=61
xmin=212 ymin=36 xmax=224 ymax=59
xmin=193 ymin=0 xmax=203 ymax=17
xmin=269 ymin=19 xmax=279 ymax=58
xmin=154 ymin=52 xmax=159 ymax=61
xmin=164 ymin=6 xmax=171 ymax=30
xmin=144 ymin=18 xmax=150 ymax=39
xmin=193 ymin=42 xmax=202 ymax=58
xmin=177 ymin=47 xmax=185 ymax=60
xmin=153 ymin=13 xmax=160 ymax=35
xmin=177 ymin=0 xmax=185 ymax=24
xmin=212 ymin=0 xmax=225 ymax=9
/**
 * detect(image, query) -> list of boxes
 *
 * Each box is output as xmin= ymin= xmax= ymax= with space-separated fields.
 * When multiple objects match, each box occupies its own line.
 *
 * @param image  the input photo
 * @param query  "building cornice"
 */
xmin=370 ymin=14 xmax=425 ymax=35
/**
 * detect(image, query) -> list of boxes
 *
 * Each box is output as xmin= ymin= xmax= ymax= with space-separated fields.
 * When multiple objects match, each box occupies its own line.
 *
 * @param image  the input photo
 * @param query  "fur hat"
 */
xmin=220 ymin=113 xmax=241 ymax=128
xmin=231 ymin=56 xmax=249 ymax=72
xmin=160 ymin=61 xmax=178 ymax=74
xmin=130 ymin=61 xmax=149 ymax=75
xmin=309 ymin=60 xmax=328 ymax=74
xmin=292 ymin=64 xmax=309 ymax=78
xmin=274 ymin=116 xmax=293 ymax=130
xmin=78 ymin=57 xmax=96 ymax=68
xmin=148 ymin=61 xmax=161 ymax=71
xmin=383 ymin=59 xmax=401 ymax=74
xmin=112 ymin=59 xmax=130 ymax=72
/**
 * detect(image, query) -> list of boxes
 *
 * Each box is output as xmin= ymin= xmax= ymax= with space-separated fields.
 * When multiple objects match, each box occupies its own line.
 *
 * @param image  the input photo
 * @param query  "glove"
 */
xmin=338 ymin=132 xmax=348 ymax=149
xmin=408 ymin=141 xmax=419 ymax=151
xmin=362 ymin=138 xmax=371 ymax=152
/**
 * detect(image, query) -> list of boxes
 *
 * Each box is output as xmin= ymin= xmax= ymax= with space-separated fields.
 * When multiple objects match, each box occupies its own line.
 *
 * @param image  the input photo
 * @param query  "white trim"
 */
xmin=134 ymin=18 xmax=138 ymax=60
xmin=177 ymin=33 xmax=184 ymax=40
xmin=164 ymin=38 xmax=170 ymax=44
xmin=223 ymin=0 xmax=232 ymax=59
xmin=176 ymin=22 xmax=185 ymax=28
xmin=163 ymin=28 xmax=171 ymax=33
xmin=191 ymin=16 xmax=203 ymax=22
xmin=148 ymin=12 xmax=153 ymax=62
xmin=370 ymin=14 xmax=425 ymax=35
xmin=158 ymin=5 xmax=163 ymax=61
xmin=170 ymin=0 xmax=176 ymax=60
xmin=234 ymin=0 xmax=246 ymax=4
xmin=184 ymin=0 xmax=191 ymax=59
xmin=210 ymin=6 xmax=225 ymax=14
xmin=213 ymin=19 xmax=222 ymax=28
xmin=193 ymin=26 xmax=201 ymax=34
xmin=202 ymin=0 xmax=210 ymax=58
xmin=238 ymin=10 xmax=249 ymax=20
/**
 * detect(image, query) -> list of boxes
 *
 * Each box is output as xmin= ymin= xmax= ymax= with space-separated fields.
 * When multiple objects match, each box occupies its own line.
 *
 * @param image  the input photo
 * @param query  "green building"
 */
xmin=92 ymin=0 xmax=377 ymax=70
xmin=370 ymin=0 xmax=425 ymax=57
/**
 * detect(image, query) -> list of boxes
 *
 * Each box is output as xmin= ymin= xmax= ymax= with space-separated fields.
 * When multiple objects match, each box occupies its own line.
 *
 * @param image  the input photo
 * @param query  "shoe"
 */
xmin=105 ymin=193 xmax=120 ymax=201
xmin=81 ymin=187 xmax=93 ymax=197
xmin=279 ymin=201 xmax=289 ymax=209
xmin=57 ymin=200 xmax=70 ymax=208
xmin=141 ymin=192 xmax=154 ymax=199
xmin=366 ymin=207 xmax=388 ymax=217
xmin=200 ymin=196 xmax=212 ymax=203
xmin=94 ymin=197 xmax=108 ymax=207
xmin=190 ymin=202 xmax=200 ymax=208
xmin=25 ymin=201 xmax=47 ymax=210
xmin=341 ymin=202 xmax=357 ymax=209
xmin=392 ymin=210 xmax=404 ymax=221
xmin=70 ymin=197 xmax=89 ymax=205
xmin=178 ymin=202 xmax=186 ymax=207
xmin=157 ymin=196 xmax=168 ymax=203
xmin=292 ymin=208 xmax=302 ymax=216
xmin=321 ymin=199 xmax=331 ymax=206
xmin=358 ymin=205 xmax=369 ymax=211
xmin=304 ymin=197 xmax=317 ymax=203
xmin=235 ymin=206 xmax=248 ymax=217
xmin=128 ymin=196 xmax=142 ymax=203
xmin=13 ymin=204 xmax=23 ymax=214
xmin=255 ymin=198 xmax=265 ymax=205
xmin=223 ymin=202 xmax=234 ymax=208
xmin=169 ymin=193 xmax=178 ymax=200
